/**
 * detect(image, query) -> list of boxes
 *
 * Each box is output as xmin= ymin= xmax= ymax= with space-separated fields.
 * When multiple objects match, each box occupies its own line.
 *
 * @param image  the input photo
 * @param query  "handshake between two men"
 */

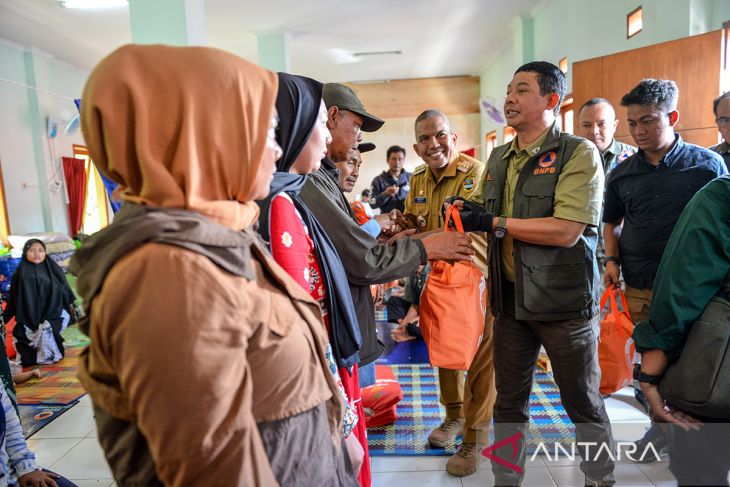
xmin=373 ymin=198 xmax=496 ymax=263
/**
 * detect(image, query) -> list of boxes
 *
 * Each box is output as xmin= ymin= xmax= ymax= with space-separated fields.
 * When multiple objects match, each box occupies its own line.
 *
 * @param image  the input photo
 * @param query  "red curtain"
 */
xmin=62 ymin=157 xmax=87 ymax=237
xmin=461 ymin=147 xmax=476 ymax=158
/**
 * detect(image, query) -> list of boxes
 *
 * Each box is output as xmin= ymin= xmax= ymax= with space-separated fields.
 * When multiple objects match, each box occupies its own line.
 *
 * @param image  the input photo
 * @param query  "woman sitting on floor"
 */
xmin=2 ymin=240 xmax=75 ymax=367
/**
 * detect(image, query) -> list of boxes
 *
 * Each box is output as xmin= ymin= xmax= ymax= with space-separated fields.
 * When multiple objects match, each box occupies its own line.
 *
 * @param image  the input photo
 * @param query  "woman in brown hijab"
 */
xmin=70 ymin=44 xmax=357 ymax=486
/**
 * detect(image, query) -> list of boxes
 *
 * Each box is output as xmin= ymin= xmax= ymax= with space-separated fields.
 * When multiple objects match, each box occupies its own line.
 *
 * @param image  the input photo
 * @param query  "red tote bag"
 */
xmin=598 ymin=287 xmax=637 ymax=394
xmin=419 ymin=207 xmax=486 ymax=370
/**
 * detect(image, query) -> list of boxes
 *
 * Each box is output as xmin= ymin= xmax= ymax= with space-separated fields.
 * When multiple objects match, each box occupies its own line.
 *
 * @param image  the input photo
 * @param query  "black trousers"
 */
xmin=490 ymin=284 xmax=615 ymax=485
xmin=667 ymin=421 xmax=730 ymax=486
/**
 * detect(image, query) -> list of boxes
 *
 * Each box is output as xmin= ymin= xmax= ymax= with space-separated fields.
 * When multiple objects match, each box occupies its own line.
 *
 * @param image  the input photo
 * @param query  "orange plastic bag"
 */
xmin=419 ymin=207 xmax=486 ymax=370
xmin=598 ymin=287 xmax=636 ymax=394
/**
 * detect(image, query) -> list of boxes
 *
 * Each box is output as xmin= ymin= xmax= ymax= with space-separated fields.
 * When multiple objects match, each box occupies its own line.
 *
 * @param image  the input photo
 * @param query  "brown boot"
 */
xmin=446 ymin=442 xmax=482 ymax=477
xmin=427 ymin=417 xmax=464 ymax=447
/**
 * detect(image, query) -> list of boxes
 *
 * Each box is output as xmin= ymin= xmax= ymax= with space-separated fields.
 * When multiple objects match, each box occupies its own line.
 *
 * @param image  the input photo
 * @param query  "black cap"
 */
xmin=358 ymin=142 xmax=376 ymax=153
xmin=323 ymin=83 xmax=385 ymax=132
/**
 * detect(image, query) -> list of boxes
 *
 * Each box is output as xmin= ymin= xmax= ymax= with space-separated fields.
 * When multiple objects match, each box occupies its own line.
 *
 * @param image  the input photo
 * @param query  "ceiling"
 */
xmin=0 ymin=0 xmax=544 ymax=82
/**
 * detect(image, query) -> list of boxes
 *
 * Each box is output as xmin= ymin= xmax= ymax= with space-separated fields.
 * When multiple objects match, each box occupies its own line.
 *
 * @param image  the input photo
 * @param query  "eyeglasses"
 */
xmin=716 ymin=117 xmax=730 ymax=126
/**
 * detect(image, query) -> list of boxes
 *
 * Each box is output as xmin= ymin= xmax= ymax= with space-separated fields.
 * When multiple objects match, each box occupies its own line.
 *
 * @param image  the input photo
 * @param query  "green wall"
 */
xmin=479 ymin=0 xmax=730 ymax=156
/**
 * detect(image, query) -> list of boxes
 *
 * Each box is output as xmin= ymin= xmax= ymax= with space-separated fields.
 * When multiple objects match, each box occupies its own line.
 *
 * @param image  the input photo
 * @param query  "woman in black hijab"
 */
xmin=257 ymin=72 xmax=369 ymax=485
xmin=3 ymin=239 xmax=76 ymax=366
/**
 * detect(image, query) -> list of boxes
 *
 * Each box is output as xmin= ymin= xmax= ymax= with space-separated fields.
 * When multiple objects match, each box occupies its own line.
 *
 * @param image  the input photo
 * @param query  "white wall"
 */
xmin=0 ymin=39 xmax=89 ymax=236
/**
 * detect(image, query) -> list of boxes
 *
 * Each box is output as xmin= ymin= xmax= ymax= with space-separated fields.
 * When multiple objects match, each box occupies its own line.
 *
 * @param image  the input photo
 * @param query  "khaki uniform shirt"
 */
xmin=404 ymin=153 xmax=484 ymax=232
xmin=710 ymin=140 xmax=730 ymax=172
xmin=602 ymin=139 xmax=636 ymax=174
xmin=474 ymin=126 xmax=603 ymax=282
xmin=404 ymin=153 xmax=487 ymax=276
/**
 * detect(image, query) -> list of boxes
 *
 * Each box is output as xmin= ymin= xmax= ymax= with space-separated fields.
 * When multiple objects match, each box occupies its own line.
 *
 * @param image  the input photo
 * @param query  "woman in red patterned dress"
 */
xmin=257 ymin=73 xmax=371 ymax=487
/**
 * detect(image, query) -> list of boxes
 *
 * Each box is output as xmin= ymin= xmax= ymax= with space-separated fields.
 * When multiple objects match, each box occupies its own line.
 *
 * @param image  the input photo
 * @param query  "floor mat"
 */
xmin=15 ymin=325 xmax=90 ymax=406
xmin=367 ymin=363 xmax=575 ymax=456
xmin=19 ymin=402 xmax=77 ymax=438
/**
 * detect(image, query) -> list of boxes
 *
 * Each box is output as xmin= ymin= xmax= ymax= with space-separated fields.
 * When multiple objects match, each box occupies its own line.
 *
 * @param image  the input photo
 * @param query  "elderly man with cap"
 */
xmin=299 ymin=84 xmax=475 ymax=394
xmin=340 ymin=142 xmax=404 ymax=238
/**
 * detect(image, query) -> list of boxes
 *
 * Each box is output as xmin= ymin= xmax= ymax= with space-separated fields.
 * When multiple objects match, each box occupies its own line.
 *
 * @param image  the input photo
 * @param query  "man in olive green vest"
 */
xmin=403 ymin=109 xmax=495 ymax=477
xmin=447 ymin=61 xmax=615 ymax=486
xmin=710 ymin=91 xmax=730 ymax=171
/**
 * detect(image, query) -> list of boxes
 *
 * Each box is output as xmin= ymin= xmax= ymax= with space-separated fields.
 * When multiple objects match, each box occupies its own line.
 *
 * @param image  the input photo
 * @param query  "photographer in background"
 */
xmin=371 ymin=145 xmax=411 ymax=212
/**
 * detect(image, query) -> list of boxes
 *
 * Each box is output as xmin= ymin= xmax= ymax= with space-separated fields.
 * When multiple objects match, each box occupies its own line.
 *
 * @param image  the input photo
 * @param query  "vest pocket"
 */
xmin=519 ymin=245 xmax=591 ymax=315
xmin=520 ymin=179 xmax=556 ymax=218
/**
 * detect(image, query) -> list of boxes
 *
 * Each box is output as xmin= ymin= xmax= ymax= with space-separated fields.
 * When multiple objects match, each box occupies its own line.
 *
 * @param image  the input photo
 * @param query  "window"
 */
xmin=627 ymin=6 xmax=643 ymax=39
xmin=503 ymin=126 xmax=516 ymax=144
xmin=485 ymin=131 xmax=497 ymax=159
xmin=559 ymin=57 xmax=568 ymax=74
xmin=559 ymin=96 xmax=574 ymax=134
xmin=72 ymin=145 xmax=109 ymax=235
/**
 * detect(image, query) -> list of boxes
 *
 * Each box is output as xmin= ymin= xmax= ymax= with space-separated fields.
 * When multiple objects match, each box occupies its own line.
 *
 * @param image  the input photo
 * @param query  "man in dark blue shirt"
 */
xmin=602 ymin=78 xmax=726 ymax=458
xmin=371 ymin=145 xmax=411 ymax=212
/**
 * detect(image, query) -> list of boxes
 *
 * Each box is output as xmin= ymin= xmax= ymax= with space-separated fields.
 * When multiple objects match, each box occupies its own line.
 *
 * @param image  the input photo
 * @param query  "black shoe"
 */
xmin=633 ymin=424 xmax=667 ymax=464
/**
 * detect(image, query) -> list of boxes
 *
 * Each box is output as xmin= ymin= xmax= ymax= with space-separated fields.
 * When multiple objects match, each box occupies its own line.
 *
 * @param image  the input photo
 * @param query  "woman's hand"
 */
xmin=640 ymin=382 xmax=703 ymax=431
xmin=18 ymin=469 xmax=59 ymax=487
xmin=344 ymin=433 xmax=364 ymax=476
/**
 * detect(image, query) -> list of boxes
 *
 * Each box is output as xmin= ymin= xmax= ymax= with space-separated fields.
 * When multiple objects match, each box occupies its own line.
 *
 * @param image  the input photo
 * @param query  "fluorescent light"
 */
xmin=60 ymin=0 xmax=127 ymax=8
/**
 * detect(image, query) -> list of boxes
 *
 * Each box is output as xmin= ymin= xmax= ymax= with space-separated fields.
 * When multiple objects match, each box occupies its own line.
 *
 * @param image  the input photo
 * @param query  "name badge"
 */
xmin=415 ymin=197 xmax=427 ymax=203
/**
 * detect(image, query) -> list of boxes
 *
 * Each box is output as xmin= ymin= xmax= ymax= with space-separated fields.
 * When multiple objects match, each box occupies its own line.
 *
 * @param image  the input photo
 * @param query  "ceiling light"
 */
xmin=59 ymin=0 xmax=128 ymax=9
xmin=352 ymin=50 xmax=402 ymax=58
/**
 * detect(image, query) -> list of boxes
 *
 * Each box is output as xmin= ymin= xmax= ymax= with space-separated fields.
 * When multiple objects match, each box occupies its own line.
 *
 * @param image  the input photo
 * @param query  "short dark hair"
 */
xmin=713 ymin=91 xmax=730 ymax=116
xmin=414 ymin=109 xmax=450 ymax=133
xmin=361 ymin=188 xmax=371 ymax=197
xmin=514 ymin=61 xmax=567 ymax=114
xmin=386 ymin=145 xmax=406 ymax=159
xmin=579 ymin=97 xmax=614 ymax=114
xmin=620 ymin=79 xmax=678 ymax=114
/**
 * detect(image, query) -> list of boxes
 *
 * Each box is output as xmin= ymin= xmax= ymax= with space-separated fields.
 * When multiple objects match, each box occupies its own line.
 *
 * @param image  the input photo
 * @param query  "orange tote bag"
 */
xmin=419 ymin=207 xmax=487 ymax=370
xmin=598 ymin=287 xmax=636 ymax=394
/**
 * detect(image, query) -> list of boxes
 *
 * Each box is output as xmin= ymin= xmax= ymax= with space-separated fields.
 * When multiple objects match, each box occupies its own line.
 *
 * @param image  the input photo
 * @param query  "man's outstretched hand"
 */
xmin=443 ymin=197 xmax=494 ymax=233
xmin=421 ymin=231 xmax=474 ymax=262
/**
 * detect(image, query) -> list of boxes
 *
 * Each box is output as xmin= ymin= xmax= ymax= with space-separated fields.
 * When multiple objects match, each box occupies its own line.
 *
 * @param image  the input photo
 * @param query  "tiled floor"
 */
xmin=24 ymin=388 xmax=676 ymax=486
xmin=371 ymin=387 xmax=678 ymax=486
xmin=25 ymin=394 xmax=116 ymax=486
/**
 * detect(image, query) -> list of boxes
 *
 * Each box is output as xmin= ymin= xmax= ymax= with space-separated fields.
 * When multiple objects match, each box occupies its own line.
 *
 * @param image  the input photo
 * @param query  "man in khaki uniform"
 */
xmin=403 ymin=109 xmax=496 ymax=478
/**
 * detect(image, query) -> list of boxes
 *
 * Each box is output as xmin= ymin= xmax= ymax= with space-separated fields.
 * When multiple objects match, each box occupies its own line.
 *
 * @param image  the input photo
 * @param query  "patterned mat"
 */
xmin=367 ymin=363 xmax=575 ymax=456
xmin=19 ymin=402 xmax=77 ymax=437
xmin=15 ymin=325 xmax=89 ymax=406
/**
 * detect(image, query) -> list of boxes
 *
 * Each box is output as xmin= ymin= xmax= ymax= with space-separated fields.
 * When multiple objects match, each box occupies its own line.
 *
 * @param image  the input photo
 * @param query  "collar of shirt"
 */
xmin=716 ymin=141 xmax=730 ymax=154
xmin=502 ymin=125 xmax=552 ymax=161
xmin=636 ymin=133 xmax=683 ymax=167
xmin=602 ymin=138 xmax=623 ymax=159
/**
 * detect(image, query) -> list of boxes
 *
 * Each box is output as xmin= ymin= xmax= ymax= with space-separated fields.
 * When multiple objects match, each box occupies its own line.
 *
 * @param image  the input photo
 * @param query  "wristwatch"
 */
xmin=603 ymin=256 xmax=620 ymax=268
xmin=633 ymin=364 xmax=663 ymax=385
xmin=494 ymin=216 xmax=508 ymax=239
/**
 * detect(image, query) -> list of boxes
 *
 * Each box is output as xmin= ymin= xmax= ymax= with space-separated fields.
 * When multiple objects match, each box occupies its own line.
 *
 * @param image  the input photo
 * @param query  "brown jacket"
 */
xmin=78 ymin=241 xmax=341 ymax=485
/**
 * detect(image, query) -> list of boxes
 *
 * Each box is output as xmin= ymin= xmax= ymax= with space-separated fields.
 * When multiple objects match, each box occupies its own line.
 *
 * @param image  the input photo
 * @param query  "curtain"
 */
xmin=461 ymin=147 xmax=476 ymax=158
xmin=62 ymin=157 xmax=87 ymax=237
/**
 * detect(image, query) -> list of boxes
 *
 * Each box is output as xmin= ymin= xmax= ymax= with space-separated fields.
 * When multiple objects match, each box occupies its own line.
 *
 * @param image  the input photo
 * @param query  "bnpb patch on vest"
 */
xmin=534 ymin=151 xmax=558 ymax=175
xmin=463 ymin=178 xmax=474 ymax=190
